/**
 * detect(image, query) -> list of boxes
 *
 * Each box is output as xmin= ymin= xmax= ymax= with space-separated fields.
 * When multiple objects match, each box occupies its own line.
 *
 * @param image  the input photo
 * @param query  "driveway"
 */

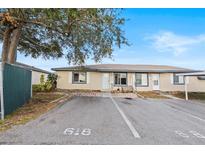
xmin=0 ymin=95 xmax=205 ymax=144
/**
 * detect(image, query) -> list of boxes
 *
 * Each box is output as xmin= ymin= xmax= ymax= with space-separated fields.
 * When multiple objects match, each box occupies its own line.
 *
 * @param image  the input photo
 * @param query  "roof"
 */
xmin=15 ymin=62 xmax=51 ymax=74
xmin=0 ymin=60 xmax=51 ymax=74
xmin=52 ymin=64 xmax=198 ymax=73
xmin=176 ymin=71 xmax=205 ymax=76
xmin=176 ymin=71 xmax=205 ymax=80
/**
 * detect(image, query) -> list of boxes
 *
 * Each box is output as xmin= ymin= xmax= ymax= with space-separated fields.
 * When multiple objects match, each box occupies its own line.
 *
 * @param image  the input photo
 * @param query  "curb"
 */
xmin=159 ymin=92 xmax=183 ymax=100
xmin=49 ymin=93 xmax=70 ymax=104
xmin=135 ymin=93 xmax=145 ymax=99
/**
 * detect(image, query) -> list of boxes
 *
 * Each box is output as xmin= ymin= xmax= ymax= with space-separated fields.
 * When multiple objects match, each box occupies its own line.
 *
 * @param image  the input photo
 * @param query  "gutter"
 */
xmin=176 ymin=71 xmax=205 ymax=76
xmin=51 ymin=68 xmax=198 ymax=73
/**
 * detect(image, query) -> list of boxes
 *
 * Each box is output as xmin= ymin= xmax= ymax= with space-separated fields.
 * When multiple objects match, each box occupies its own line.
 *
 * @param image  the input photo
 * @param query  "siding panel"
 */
xmin=2 ymin=63 xmax=31 ymax=115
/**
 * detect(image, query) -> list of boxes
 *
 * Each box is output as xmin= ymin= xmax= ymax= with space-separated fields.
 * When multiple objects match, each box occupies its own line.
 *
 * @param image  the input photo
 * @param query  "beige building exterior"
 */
xmin=13 ymin=62 xmax=51 ymax=85
xmin=32 ymin=71 xmax=50 ymax=85
xmin=10 ymin=62 xmax=51 ymax=85
xmin=52 ymin=64 xmax=205 ymax=92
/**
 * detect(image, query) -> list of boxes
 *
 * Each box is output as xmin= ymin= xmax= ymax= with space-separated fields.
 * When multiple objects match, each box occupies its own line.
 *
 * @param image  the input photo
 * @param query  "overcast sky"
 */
xmin=1 ymin=8 xmax=205 ymax=71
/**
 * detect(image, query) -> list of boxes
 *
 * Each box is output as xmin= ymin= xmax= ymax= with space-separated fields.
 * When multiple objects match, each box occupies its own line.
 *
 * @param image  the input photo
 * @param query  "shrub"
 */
xmin=32 ymin=74 xmax=57 ymax=92
xmin=40 ymin=74 xmax=45 ymax=85
xmin=32 ymin=82 xmax=53 ymax=93
xmin=32 ymin=84 xmax=43 ymax=92
xmin=44 ymin=81 xmax=53 ymax=92
xmin=47 ymin=74 xmax=57 ymax=83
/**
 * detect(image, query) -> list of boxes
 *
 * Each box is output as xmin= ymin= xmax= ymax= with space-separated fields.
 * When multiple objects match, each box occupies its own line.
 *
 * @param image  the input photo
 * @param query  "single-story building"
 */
xmin=0 ymin=60 xmax=51 ymax=85
xmin=51 ymin=64 xmax=205 ymax=92
xmin=14 ymin=62 xmax=51 ymax=84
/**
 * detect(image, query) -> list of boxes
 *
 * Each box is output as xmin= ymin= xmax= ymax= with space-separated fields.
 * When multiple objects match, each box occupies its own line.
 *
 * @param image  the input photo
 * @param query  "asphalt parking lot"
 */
xmin=1 ymin=95 xmax=205 ymax=144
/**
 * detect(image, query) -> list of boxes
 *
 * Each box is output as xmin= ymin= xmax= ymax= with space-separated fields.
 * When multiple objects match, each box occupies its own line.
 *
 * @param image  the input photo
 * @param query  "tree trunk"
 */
xmin=1 ymin=28 xmax=13 ymax=63
xmin=8 ymin=25 xmax=22 ymax=64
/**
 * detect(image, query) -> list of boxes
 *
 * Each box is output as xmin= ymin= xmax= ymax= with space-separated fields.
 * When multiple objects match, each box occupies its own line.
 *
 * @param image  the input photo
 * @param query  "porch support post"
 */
xmin=185 ymin=76 xmax=188 ymax=101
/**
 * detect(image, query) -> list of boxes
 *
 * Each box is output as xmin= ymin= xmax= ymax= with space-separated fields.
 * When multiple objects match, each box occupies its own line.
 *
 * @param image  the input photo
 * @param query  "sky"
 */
xmin=1 ymin=8 xmax=205 ymax=71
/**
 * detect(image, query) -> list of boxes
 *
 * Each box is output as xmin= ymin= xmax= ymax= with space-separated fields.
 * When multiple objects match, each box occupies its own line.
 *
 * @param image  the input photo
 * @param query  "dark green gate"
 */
xmin=1 ymin=63 xmax=32 ymax=116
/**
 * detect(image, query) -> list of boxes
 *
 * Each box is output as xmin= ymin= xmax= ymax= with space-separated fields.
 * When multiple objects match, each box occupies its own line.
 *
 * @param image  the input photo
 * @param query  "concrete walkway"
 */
xmin=72 ymin=91 xmax=138 ymax=98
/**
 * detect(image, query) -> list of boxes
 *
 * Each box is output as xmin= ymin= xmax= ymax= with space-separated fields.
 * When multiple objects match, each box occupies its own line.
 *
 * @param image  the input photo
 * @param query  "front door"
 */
xmin=102 ymin=73 xmax=110 ymax=90
xmin=152 ymin=74 xmax=160 ymax=90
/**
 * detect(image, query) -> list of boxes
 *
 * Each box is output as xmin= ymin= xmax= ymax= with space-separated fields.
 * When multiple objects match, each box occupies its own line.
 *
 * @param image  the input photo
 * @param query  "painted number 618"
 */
xmin=63 ymin=128 xmax=91 ymax=136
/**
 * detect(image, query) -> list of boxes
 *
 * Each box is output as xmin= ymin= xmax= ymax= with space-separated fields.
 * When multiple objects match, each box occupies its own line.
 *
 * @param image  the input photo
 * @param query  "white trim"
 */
xmin=152 ymin=74 xmax=160 ymax=90
xmin=102 ymin=73 xmax=110 ymax=90
xmin=176 ymin=72 xmax=205 ymax=76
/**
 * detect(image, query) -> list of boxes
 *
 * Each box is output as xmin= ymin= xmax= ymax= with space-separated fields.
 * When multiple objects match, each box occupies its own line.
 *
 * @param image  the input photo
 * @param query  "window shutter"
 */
xmin=170 ymin=74 xmax=174 ymax=84
xmin=68 ymin=72 xmax=72 ymax=83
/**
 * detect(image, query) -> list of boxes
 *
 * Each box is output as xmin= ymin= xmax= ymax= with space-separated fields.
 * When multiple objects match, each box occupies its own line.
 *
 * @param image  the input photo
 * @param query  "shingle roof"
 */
xmin=52 ymin=64 xmax=198 ymax=73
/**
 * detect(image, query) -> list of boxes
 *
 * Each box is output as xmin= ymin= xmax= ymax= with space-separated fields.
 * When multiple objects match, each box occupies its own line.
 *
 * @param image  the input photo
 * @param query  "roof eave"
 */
xmin=52 ymin=68 xmax=197 ymax=73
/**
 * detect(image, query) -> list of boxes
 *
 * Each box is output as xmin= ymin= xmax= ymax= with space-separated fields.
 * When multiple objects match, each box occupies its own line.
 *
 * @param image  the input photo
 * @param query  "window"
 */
xmin=72 ymin=72 xmax=86 ymax=84
xmin=173 ymin=74 xmax=184 ymax=85
xmin=135 ymin=73 xmax=148 ymax=87
xmin=114 ymin=73 xmax=127 ymax=86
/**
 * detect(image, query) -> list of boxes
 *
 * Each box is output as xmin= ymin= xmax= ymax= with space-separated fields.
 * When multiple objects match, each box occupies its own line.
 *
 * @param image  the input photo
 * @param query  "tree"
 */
xmin=0 ymin=8 xmax=128 ymax=64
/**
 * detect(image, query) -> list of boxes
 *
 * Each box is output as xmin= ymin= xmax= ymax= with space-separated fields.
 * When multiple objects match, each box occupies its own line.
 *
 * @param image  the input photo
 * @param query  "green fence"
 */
xmin=1 ymin=63 xmax=32 ymax=116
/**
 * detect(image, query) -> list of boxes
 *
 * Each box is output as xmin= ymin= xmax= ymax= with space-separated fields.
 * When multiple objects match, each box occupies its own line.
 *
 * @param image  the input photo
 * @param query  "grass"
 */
xmin=136 ymin=91 xmax=169 ymax=99
xmin=0 ymin=92 xmax=68 ymax=132
xmin=171 ymin=92 xmax=205 ymax=100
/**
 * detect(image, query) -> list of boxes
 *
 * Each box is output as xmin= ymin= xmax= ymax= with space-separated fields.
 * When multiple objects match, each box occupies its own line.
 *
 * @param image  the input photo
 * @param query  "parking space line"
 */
xmin=137 ymin=98 xmax=205 ymax=123
xmin=162 ymin=100 xmax=205 ymax=123
xmin=179 ymin=110 xmax=205 ymax=123
xmin=110 ymin=96 xmax=141 ymax=138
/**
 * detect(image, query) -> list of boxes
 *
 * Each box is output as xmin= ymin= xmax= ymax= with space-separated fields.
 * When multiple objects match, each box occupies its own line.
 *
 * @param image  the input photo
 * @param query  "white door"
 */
xmin=102 ymin=73 xmax=110 ymax=90
xmin=152 ymin=74 xmax=160 ymax=90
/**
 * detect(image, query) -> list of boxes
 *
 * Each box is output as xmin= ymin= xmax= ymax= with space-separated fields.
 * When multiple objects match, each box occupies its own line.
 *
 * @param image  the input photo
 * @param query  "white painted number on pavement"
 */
xmin=63 ymin=128 xmax=91 ymax=136
xmin=175 ymin=130 xmax=189 ymax=138
xmin=175 ymin=130 xmax=205 ymax=139
xmin=189 ymin=131 xmax=205 ymax=139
